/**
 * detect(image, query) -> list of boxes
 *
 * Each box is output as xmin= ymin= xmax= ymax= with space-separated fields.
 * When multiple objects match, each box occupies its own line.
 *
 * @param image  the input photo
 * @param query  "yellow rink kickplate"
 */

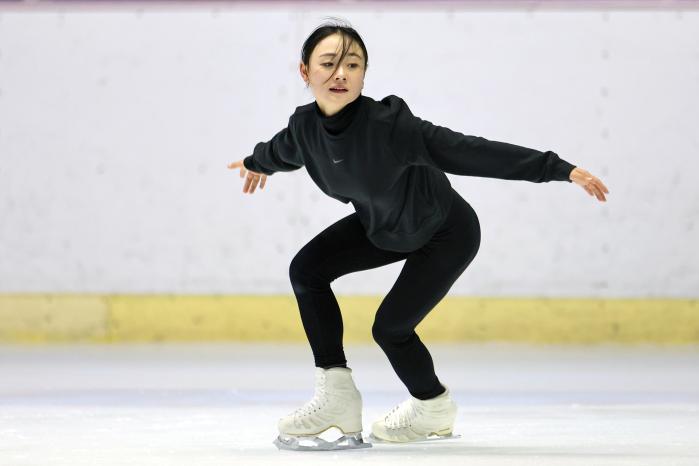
xmin=0 ymin=294 xmax=696 ymax=344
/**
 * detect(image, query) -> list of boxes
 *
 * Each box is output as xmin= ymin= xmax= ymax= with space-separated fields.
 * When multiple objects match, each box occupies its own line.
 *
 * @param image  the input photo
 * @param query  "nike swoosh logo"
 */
xmin=333 ymin=159 xmax=344 ymax=164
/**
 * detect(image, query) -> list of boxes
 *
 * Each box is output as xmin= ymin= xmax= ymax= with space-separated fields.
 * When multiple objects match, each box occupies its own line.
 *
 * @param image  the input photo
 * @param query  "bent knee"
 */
xmin=289 ymin=254 xmax=329 ymax=294
xmin=372 ymin=320 xmax=413 ymax=346
xmin=288 ymin=255 xmax=304 ymax=283
xmin=288 ymin=255 xmax=312 ymax=293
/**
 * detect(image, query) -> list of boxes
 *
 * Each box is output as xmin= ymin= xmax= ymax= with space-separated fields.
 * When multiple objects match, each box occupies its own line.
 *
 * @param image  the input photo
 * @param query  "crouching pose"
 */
xmin=228 ymin=19 xmax=609 ymax=451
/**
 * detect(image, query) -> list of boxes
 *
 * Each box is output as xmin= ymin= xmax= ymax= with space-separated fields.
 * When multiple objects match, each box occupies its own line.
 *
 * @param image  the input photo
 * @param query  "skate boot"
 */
xmin=370 ymin=385 xmax=459 ymax=443
xmin=273 ymin=367 xmax=372 ymax=451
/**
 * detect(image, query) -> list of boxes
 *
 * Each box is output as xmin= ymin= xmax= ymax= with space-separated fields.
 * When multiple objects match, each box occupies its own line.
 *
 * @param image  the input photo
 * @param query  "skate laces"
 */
xmin=384 ymin=398 xmax=422 ymax=429
xmin=292 ymin=371 xmax=328 ymax=420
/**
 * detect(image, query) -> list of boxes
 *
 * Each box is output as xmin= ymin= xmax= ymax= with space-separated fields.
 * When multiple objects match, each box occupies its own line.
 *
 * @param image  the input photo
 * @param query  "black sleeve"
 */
xmin=393 ymin=99 xmax=576 ymax=183
xmin=242 ymin=116 xmax=304 ymax=176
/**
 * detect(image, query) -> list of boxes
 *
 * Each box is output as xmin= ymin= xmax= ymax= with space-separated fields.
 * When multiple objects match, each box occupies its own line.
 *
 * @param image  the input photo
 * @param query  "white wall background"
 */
xmin=0 ymin=3 xmax=697 ymax=297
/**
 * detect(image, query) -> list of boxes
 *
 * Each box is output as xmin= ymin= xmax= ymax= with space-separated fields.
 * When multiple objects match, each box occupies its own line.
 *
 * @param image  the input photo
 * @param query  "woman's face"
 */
xmin=300 ymin=33 xmax=366 ymax=117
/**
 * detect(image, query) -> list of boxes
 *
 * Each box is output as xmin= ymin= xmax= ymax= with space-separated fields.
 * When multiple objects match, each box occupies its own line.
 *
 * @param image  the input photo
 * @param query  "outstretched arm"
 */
xmin=414 ymin=117 xmax=576 ymax=183
xmin=416 ymin=117 xmax=609 ymax=201
xmin=242 ymin=117 xmax=305 ymax=176
xmin=386 ymin=96 xmax=572 ymax=182
xmin=228 ymin=116 xmax=305 ymax=194
xmin=388 ymin=97 xmax=609 ymax=201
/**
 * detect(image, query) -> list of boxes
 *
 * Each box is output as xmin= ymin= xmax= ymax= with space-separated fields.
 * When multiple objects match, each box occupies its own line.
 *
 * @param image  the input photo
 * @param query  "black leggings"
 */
xmin=289 ymin=188 xmax=481 ymax=400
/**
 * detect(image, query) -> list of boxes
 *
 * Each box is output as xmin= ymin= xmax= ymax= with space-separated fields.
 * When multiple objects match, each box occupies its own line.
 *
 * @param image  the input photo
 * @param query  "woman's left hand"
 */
xmin=569 ymin=167 xmax=609 ymax=202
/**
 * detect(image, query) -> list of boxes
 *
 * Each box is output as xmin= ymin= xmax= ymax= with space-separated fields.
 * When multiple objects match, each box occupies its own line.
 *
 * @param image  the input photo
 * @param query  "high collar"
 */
xmin=314 ymin=95 xmax=363 ymax=136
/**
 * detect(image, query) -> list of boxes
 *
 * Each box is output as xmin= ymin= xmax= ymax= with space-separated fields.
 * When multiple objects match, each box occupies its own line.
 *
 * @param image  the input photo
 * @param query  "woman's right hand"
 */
xmin=227 ymin=159 xmax=267 ymax=194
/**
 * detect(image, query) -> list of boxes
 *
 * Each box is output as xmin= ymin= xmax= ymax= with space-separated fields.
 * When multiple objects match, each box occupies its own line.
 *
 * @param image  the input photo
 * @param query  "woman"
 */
xmin=228 ymin=20 xmax=609 ymax=451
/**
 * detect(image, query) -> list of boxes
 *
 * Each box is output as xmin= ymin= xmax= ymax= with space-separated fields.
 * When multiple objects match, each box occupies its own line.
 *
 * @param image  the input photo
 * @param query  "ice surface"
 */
xmin=1 ymin=342 xmax=699 ymax=465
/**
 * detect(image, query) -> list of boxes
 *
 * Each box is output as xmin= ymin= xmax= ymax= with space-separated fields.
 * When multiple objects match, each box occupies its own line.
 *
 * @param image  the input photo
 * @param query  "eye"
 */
xmin=321 ymin=62 xmax=360 ymax=68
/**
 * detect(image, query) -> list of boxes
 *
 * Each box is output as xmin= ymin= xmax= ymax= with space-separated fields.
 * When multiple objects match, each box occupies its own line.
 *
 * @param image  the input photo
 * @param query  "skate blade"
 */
xmin=273 ymin=432 xmax=372 ymax=451
xmin=368 ymin=432 xmax=461 ymax=444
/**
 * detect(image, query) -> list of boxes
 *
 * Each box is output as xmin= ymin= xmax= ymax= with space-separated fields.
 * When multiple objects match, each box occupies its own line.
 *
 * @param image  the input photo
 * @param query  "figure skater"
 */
xmin=227 ymin=20 xmax=609 ymax=451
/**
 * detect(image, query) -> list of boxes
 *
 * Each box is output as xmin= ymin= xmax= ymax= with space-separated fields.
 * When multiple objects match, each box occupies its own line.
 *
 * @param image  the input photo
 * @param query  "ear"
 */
xmin=299 ymin=61 xmax=308 ymax=83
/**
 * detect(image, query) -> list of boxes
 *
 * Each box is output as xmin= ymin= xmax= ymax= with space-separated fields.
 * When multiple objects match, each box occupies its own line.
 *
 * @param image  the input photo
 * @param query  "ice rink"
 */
xmin=1 ymin=343 xmax=698 ymax=465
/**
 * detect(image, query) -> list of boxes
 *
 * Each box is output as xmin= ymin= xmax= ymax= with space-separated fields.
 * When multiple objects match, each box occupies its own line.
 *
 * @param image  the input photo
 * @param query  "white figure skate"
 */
xmin=273 ymin=367 xmax=372 ymax=451
xmin=369 ymin=385 xmax=460 ymax=443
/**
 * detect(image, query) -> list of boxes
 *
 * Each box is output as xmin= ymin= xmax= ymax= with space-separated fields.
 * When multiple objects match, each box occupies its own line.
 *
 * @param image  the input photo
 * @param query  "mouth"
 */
xmin=329 ymin=87 xmax=349 ymax=94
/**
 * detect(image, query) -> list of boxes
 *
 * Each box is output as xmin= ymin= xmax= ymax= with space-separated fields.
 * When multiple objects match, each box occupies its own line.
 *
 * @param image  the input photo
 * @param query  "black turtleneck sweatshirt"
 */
xmin=313 ymin=94 xmax=363 ymax=135
xmin=243 ymin=94 xmax=576 ymax=253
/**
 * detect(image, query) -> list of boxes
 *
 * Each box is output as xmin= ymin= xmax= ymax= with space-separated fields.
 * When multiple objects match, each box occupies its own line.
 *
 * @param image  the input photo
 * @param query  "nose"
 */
xmin=334 ymin=64 xmax=347 ymax=80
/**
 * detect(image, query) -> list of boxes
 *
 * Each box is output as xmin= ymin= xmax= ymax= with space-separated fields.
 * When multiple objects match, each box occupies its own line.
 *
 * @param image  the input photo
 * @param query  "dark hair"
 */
xmin=301 ymin=17 xmax=369 ymax=86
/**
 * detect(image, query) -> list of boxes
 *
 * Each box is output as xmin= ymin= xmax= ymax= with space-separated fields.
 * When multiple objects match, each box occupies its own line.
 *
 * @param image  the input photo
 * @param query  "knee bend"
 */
xmin=455 ymin=238 xmax=480 ymax=271
xmin=288 ymin=256 xmax=303 ymax=283
xmin=372 ymin=320 xmax=412 ymax=347
xmin=289 ymin=255 xmax=328 ymax=294
xmin=288 ymin=257 xmax=310 ymax=293
xmin=462 ymin=243 xmax=479 ymax=268
xmin=371 ymin=322 xmax=388 ymax=345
